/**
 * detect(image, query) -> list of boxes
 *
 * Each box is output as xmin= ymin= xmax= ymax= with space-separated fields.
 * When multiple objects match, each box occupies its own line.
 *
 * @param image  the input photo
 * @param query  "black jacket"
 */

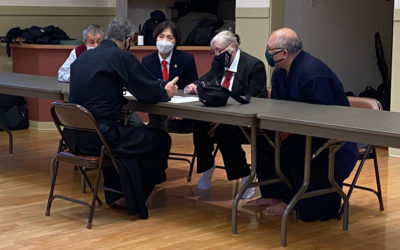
xmin=200 ymin=50 xmax=268 ymax=98
xmin=142 ymin=49 xmax=198 ymax=90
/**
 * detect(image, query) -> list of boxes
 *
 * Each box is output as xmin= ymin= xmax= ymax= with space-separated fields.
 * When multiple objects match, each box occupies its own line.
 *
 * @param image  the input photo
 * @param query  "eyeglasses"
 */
xmin=125 ymin=36 xmax=134 ymax=50
xmin=126 ymin=36 xmax=134 ymax=46
xmin=211 ymin=44 xmax=232 ymax=55
xmin=266 ymin=46 xmax=285 ymax=52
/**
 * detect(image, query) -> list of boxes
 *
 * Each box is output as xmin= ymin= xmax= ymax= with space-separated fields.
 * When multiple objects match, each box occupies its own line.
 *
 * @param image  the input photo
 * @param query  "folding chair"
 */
xmin=169 ymin=148 xmax=197 ymax=182
xmin=344 ymin=96 xmax=384 ymax=211
xmin=0 ymin=122 xmax=12 ymax=153
xmin=167 ymin=119 xmax=197 ymax=182
xmin=46 ymin=102 xmax=122 ymax=229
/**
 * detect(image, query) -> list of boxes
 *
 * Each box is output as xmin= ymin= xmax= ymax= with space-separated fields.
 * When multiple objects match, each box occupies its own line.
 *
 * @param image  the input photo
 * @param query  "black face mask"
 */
xmin=214 ymin=51 xmax=232 ymax=67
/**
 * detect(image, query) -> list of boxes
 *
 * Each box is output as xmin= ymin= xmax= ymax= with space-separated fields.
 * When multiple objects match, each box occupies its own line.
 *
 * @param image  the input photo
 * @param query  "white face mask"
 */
xmin=156 ymin=40 xmax=174 ymax=54
xmin=86 ymin=46 xmax=95 ymax=50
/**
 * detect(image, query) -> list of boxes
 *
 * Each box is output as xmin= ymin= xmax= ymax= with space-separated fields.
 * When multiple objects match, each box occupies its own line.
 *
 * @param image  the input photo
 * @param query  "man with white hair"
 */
xmin=186 ymin=30 xmax=268 ymax=198
xmin=67 ymin=17 xmax=178 ymax=219
xmin=57 ymin=24 xmax=104 ymax=82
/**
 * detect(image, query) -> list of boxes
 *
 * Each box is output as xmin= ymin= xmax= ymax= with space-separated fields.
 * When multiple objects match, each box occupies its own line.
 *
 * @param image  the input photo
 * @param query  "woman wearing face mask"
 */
xmin=191 ymin=30 xmax=268 ymax=199
xmin=142 ymin=21 xmax=198 ymax=132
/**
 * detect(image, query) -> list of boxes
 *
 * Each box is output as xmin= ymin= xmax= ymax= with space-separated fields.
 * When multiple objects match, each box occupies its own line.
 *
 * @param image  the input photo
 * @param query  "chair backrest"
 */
xmin=50 ymin=102 xmax=117 ymax=167
xmin=347 ymin=96 xmax=383 ymax=111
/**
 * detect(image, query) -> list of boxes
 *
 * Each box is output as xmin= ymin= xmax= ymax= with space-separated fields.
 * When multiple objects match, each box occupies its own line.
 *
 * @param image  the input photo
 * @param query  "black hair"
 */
xmin=152 ymin=21 xmax=181 ymax=46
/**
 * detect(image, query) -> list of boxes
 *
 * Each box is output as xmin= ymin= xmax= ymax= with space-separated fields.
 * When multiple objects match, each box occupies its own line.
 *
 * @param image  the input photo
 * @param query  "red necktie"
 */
xmin=222 ymin=71 xmax=232 ymax=89
xmin=162 ymin=60 xmax=168 ymax=81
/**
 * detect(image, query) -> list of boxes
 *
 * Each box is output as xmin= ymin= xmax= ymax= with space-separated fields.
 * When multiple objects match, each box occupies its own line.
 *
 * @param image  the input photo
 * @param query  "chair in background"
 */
xmin=46 ymin=102 xmax=122 ymax=229
xmin=344 ymin=96 xmax=384 ymax=211
xmin=167 ymin=119 xmax=197 ymax=182
xmin=0 ymin=122 xmax=12 ymax=153
xmin=169 ymin=148 xmax=197 ymax=182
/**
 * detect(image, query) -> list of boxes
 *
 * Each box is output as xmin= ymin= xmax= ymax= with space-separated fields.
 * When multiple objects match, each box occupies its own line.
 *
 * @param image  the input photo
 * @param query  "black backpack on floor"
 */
xmin=0 ymin=94 xmax=29 ymax=131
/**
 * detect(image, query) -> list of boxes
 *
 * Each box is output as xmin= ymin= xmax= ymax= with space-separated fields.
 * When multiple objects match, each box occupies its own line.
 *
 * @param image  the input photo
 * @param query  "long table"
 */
xmin=3 ymin=72 xmax=400 ymax=246
xmin=256 ymin=99 xmax=400 ymax=246
xmin=127 ymin=97 xmax=260 ymax=233
xmin=0 ymin=72 xmax=68 ymax=101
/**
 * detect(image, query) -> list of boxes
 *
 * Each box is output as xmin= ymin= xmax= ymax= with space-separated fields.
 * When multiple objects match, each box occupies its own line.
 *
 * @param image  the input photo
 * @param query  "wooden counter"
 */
xmin=10 ymin=44 xmax=212 ymax=77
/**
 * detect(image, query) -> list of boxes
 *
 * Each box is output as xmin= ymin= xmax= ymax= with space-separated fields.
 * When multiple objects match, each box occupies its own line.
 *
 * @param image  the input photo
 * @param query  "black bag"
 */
xmin=185 ymin=20 xmax=216 ymax=46
xmin=4 ymin=27 xmax=23 ymax=43
xmin=20 ymin=25 xmax=70 ymax=44
xmin=359 ymin=84 xmax=390 ymax=110
xmin=141 ymin=10 xmax=166 ymax=45
xmin=196 ymin=78 xmax=250 ymax=107
xmin=0 ymin=94 xmax=29 ymax=131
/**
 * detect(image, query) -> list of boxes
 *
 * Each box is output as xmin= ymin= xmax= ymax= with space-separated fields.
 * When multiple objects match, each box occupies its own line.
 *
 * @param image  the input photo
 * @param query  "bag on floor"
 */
xmin=0 ymin=94 xmax=29 ymax=130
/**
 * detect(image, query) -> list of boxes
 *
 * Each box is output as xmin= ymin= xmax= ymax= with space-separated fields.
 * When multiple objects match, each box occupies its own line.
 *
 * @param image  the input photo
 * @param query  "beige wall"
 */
xmin=389 ymin=9 xmax=400 ymax=157
xmin=235 ymin=0 xmax=284 ymax=87
xmin=0 ymin=5 xmax=115 ymax=73
xmin=284 ymin=0 xmax=393 ymax=95
xmin=235 ymin=7 xmax=270 ymax=85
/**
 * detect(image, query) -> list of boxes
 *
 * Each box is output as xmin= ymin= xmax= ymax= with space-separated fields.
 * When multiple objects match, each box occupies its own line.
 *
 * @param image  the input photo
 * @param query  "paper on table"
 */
xmin=170 ymin=96 xmax=199 ymax=103
xmin=123 ymin=91 xmax=198 ymax=103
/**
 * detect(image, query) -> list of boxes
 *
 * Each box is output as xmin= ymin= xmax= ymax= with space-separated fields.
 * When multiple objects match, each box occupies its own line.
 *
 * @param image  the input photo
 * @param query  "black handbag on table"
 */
xmin=196 ymin=77 xmax=250 ymax=107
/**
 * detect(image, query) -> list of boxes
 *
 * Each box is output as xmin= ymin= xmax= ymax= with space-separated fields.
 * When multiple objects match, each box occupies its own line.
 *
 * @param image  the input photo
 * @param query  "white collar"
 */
xmin=158 ymin=50 xmax=173 ymax=64
xmin=225 ymin=49 xmax=240 ymax=73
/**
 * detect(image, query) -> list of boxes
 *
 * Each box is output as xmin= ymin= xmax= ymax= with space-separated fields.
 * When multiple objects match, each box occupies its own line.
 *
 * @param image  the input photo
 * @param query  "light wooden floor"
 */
xmin=1 ymin=129 xmax=400 ymax=249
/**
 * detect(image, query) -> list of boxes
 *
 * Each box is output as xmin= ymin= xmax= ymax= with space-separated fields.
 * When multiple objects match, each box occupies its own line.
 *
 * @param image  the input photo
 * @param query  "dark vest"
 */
xmin=75 ymin=44 xmax=87 ymax=57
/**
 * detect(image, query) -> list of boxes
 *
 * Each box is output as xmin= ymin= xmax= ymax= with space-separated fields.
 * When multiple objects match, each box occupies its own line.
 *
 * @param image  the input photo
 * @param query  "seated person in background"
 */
xmin=188 ymin=30 xmax=268 ymax=198
xmin=57 ymin=24 xmax=104 ymax=82
xmin=67 ymin=17 xmax=178 ymax=219
xmin=245 ymin=27 xmax=358 ymax=221
xmin=142 ymin=21 xmax=198 ymax=132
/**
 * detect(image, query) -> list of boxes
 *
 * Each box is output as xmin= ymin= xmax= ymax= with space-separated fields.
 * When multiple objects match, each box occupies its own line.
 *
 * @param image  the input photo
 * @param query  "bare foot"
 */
xmin=109 ymin=197 xmax=126 ymax=209
xmin=263 ymin=202 xmax=287 ymax=216
xmin=243 ymin=197 xmax=281 ymax=208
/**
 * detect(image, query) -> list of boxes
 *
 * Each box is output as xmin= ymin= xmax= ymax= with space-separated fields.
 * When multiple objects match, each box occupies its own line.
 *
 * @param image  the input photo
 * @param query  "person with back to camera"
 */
xmin=67 ymin=17 xmax=178 ymax=219
xmin=244 ymin=27 xmax=358 ymax=221
xmin=142 ymin=21 xmax=198 ymax=132
xmin=185 ymin=30 xmax=268 ymax=198
xmin=57 ymin=24 xmax=104 ymax=82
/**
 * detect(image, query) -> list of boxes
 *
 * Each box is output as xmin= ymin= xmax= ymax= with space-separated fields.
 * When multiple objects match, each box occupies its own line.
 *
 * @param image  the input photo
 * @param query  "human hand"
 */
xmin=183 ymin=83 xmax=197 ymax=94
xmin=280 ymin=132 xmax=292 ymax=141
xmin=170 ymin=116 xmax=183 ymax=120
xmin=165 ymin=76 xmax=179 ymax=98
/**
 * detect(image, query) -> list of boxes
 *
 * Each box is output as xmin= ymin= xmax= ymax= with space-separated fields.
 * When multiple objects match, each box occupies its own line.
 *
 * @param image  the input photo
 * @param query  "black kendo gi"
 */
xmin=67 ymin=39 xmax=172 ymax=219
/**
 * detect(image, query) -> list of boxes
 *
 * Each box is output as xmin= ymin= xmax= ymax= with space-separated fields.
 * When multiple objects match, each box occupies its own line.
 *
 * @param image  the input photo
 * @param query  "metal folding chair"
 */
xmin=46 ymin=102 xmax=122 ymax=229
xmin=344 ymin=96 xmax=384 ymax=211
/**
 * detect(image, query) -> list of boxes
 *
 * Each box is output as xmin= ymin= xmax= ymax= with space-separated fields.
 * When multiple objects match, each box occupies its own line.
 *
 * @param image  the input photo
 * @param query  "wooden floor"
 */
xmin=1 ymin=129 xmax=400 ymax=249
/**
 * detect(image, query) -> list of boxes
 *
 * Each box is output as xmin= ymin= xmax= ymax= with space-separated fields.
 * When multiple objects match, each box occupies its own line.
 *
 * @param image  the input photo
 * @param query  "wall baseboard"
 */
xmin=29 ymin=120 xmax=56 ymax=130
xmin=388 ymin=147 xmax=400 ymax=158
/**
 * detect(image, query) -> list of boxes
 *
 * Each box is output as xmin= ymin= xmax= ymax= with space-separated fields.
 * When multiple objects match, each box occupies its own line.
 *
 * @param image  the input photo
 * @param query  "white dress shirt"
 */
xmin=57 ymin=48 xmax=78 ymax=82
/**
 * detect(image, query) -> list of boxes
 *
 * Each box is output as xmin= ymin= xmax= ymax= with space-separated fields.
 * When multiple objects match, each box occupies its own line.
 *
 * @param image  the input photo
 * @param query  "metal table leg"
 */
xmin=280 ymin=137 xmax=349 ymax=247
xmin=232 ymin=124 xmax=256 ymax=234
xmin=280 ymin=135 xmax=312 ymax=247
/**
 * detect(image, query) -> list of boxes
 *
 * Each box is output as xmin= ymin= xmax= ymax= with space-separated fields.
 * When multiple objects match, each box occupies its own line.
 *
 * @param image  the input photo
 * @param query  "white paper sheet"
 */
xmin=124 ymin=92 xmax=198 ymax=103
xmin=170 ymin=96 xmax=199 ymax=103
